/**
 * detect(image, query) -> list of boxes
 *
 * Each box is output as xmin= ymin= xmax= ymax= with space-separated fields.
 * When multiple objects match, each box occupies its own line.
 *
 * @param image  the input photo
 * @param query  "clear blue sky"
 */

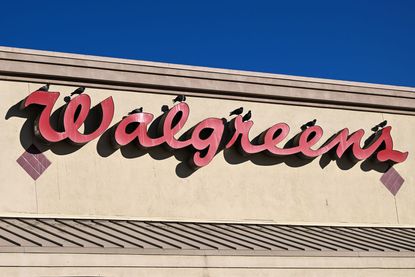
xmin=1 ymin=1 xmax=414 ymax=87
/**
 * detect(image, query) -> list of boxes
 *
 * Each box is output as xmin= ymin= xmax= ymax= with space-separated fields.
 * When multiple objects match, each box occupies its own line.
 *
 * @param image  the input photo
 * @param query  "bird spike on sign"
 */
xmin=22 ymin=90 xmax=409 ymax=168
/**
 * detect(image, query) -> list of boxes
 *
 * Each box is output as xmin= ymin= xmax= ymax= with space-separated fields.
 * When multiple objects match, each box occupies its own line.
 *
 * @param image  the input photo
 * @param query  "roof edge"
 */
xmin=0 ymin=45 xmax=414 ymax=92
xmin=0 ymin=46 xmax=414 ymax=115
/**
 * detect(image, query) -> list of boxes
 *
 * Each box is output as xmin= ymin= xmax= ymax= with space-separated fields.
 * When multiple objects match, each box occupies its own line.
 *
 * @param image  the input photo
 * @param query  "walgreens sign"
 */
xmin=23 ymin=90 xmax=408 ymax=168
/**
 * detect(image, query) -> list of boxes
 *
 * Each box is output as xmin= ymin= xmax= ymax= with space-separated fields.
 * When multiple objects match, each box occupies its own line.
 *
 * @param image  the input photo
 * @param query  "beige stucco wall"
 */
xmin=1 ymin=80 xmax=413 ymax=226
xmin=0 ymin=252 xmax=414 ymax=277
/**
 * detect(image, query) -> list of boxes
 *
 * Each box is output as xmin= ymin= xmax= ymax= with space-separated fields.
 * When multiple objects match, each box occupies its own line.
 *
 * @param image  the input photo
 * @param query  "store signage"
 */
xmin=23 ymin=90 xmax=408 ymax=168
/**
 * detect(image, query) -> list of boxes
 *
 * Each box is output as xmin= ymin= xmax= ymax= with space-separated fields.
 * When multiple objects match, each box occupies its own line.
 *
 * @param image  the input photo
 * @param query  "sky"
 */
xmin=1 ymin=1 xmax=414 ymax=87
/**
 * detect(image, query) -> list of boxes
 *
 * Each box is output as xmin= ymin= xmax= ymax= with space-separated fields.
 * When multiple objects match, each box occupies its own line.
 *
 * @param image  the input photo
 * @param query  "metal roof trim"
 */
xmin=0 ymin=217 xmax=413 ymax=256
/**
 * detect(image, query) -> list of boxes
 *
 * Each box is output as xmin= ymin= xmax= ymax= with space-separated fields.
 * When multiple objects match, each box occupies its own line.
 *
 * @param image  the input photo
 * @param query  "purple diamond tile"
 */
xmin=17 ymin=145 xmax=51 ymax=180
xmin=17 ymin=156 xmax=40 ymax=180
xmin=380 ymin=167 xmax=404 ymax=196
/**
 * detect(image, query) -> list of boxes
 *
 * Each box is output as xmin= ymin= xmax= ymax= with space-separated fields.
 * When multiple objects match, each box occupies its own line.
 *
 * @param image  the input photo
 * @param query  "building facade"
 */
xmin=0 ymin=46 xmax=414 ymax=276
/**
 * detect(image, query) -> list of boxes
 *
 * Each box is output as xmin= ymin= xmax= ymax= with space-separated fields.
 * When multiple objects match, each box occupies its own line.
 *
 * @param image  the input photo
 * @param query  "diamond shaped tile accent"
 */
xmin=380 ymin=167 xmax=404 ymax=196
xmin=16 ymin=145 xmax=51 ymax=180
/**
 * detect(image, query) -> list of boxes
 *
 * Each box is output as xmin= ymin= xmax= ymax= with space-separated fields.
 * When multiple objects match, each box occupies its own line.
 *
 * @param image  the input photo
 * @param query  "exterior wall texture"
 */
xmin=1 ymin=81 xmax=414 ymax=226
xmin=0 ymin=47 xmax=414 ymax=276
xmin=2 ymin=253 xmax=415 ymax=277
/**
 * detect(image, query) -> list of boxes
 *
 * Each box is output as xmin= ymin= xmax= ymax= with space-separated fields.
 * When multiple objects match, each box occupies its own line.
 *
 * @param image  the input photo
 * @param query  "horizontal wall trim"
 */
xmin=0 ymin=46 xmax=414 ymax=115
xmin=0 ymin=217 xmax=414 ymax=257
xmin=0 ymin=247 xmax=414 ymax=257
xmin=0 ymin=253 xmax=414 ymax=269
xmin=0 ymin=213 xmax=414 ymax=229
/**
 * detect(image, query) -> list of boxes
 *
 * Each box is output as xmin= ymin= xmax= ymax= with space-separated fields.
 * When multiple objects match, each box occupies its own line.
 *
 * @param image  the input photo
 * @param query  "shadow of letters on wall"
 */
xmin=6 ymin=89 xmax=409 ymax=178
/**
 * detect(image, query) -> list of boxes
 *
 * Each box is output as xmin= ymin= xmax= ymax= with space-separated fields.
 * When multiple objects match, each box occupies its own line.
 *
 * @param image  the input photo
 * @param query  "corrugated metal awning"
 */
xmin=0 ymin=217 xmax=414 ymax=256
